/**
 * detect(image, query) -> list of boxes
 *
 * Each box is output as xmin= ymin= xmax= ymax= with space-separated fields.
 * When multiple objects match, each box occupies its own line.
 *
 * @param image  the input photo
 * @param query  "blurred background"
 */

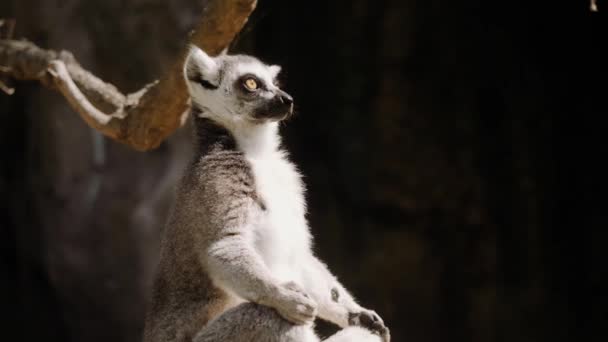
xmin=1 ymin=1 xmax=606 ymax=341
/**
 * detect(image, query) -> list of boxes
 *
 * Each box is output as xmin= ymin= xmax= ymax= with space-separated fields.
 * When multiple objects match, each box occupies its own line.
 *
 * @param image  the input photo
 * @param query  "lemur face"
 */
xmin=184 ymin=46 xmax=293 ymax=124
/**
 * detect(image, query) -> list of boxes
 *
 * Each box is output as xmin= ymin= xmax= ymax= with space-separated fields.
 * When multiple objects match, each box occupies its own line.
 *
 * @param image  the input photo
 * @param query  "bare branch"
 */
xmin=48 ymin=60 xmax=117 ymax=125
xmin=0 ymin=0 xmax=257 ymax=151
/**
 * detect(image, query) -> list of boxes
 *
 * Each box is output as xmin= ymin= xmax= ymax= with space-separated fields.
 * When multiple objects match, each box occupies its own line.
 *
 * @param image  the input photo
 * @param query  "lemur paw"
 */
xmin=272 ymin=281 xmax=318 ymax=325
xmin=349 ymin=310 xmax=390 ymax=342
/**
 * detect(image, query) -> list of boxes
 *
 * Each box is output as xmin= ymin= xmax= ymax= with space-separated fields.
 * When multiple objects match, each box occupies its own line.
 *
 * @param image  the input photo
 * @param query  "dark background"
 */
xmin=1 ymin=1 xmax=606 ymax=341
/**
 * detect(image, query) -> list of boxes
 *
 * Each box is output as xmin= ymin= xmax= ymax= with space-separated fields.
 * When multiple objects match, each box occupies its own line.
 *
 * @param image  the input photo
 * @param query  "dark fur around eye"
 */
xmin=331 ymin=288 xmax=340 ymax=302
xmin=187 ymin=69 xmax=218 ymax=90
xmin=196 ymin=79 xmax=219 ymax=90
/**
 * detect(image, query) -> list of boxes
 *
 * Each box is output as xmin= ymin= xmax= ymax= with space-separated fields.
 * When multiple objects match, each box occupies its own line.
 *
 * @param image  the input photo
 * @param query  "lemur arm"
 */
xmin=191 ymin=155 xmax=317 ymax=325
xmin=199 ymin=161 xmax=282 ymax=305
xmin=206 ymin=230 xmax=318 ymax=325
xmin=301 ymin=255 xmax=388 ymax=338
xmin=206 ymin=231 xmax=279 ymax=303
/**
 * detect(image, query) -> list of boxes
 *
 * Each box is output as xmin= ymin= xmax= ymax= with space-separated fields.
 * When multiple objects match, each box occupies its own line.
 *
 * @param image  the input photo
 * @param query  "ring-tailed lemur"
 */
xmin=142 ymin=46 xmax=390 ymax=342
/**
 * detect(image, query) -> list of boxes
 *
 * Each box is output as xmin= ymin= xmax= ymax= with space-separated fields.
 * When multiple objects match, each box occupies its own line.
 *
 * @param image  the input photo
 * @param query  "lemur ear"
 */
xmin=184 ymin=45 xmax=219 ymax=86
xmin=269 ymin=65 xmax=282 ymax=79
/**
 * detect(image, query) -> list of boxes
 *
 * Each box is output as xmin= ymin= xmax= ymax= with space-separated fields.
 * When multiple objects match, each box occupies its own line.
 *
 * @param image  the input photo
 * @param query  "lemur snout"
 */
xmin=251 ymin=90 xmax=293 ymax=121
xmin=275 ymin=90 xmax=294 ymax=119
xmin=278 ymin=91 xmax=293 ymax=106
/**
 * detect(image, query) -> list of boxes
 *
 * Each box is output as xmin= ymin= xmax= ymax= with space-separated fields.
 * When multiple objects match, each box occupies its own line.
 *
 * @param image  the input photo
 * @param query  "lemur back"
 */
xmin=143 ymin=46 xmax=390 ymax=342
xmin=144 ymin=117 xmax=247 ymax=342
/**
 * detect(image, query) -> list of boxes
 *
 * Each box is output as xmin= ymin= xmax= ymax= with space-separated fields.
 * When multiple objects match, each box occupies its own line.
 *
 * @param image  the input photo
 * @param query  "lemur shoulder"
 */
xmin=142 ymin=46 xmax=390 ymax=342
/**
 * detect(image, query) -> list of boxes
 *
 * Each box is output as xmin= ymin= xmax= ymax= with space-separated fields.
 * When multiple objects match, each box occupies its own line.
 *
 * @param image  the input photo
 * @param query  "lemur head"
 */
xmin=184 ymin=46 xmax=293 ymax=126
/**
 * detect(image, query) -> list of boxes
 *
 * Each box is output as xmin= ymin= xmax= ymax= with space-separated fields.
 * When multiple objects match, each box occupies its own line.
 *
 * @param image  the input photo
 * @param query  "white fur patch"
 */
xmin=269 ymin=65 xmax=282 ymax=79
xmin=240 ymin=125 xmax=311 ymax=283
xmin=185 ymin=45 xmax=219 ymax=79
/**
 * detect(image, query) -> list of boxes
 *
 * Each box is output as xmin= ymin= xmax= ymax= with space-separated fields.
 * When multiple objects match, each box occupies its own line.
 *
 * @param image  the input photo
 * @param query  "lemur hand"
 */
xmin=271 ymin=281 xmax=318 ymax=325
xmin=349 ymin=309 xmax=390 ymax=342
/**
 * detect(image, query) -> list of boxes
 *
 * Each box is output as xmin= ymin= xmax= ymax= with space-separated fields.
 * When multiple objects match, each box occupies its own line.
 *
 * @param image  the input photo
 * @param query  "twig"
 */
xmin=47 ymin=60 xmax=116 ymax=125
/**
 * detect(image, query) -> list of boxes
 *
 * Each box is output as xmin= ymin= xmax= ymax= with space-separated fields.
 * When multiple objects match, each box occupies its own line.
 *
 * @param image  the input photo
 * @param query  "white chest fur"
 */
xmin=247 ymin=152 xmax=311 ymax=282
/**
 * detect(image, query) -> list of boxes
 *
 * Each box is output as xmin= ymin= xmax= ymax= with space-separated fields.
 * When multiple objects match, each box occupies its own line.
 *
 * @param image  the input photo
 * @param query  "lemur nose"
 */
xmin=279 ymin=93 xmax=293 ymax=105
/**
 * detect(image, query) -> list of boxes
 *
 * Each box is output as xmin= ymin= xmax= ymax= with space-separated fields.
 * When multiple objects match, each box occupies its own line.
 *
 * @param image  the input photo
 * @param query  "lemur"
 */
xmin=142 ymin=46 xmax=390 ymax=342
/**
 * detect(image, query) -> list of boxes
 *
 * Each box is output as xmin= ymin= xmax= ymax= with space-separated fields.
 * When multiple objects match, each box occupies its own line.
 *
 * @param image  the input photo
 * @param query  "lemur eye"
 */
xmin=244 ymin=78 xmax=258 ymax=91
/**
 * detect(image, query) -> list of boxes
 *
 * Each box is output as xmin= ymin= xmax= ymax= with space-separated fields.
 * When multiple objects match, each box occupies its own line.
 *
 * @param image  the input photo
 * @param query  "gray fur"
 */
xmin=142 ymin=47 xmax=390 ymax=342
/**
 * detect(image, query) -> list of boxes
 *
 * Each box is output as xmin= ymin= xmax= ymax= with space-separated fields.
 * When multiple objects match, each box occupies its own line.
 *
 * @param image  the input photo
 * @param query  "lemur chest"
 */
xmin=247 ymin=155 xmax=310 ymax=280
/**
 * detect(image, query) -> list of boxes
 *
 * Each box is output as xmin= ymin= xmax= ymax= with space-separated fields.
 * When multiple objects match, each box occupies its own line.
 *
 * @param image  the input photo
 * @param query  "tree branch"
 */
xmin=0 ymin=0 xmax=257 ymax=151
xmin=47 ymin=60 xmax=120 ymax=126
